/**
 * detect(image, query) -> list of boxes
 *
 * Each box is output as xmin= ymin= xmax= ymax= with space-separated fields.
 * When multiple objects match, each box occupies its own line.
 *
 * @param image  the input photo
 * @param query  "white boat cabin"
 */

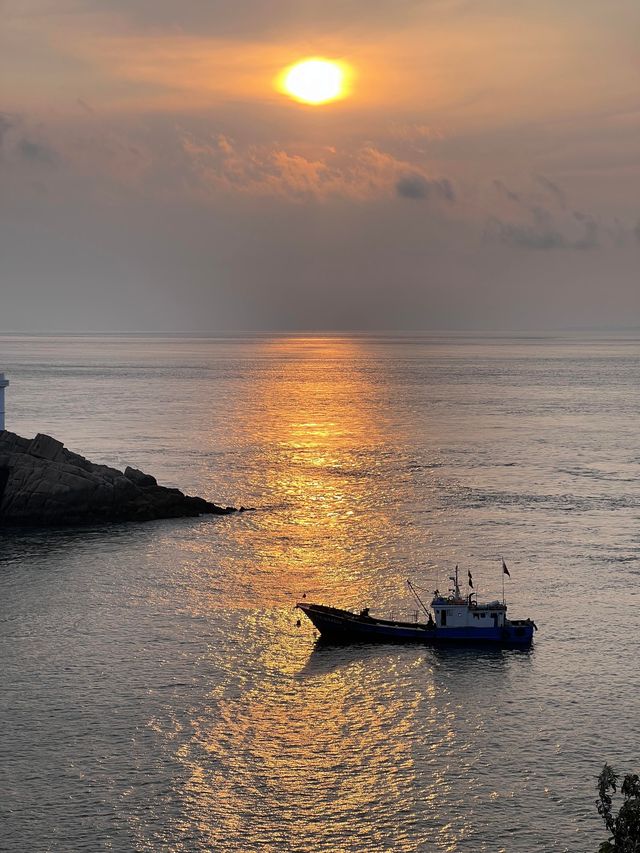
xmin=430 ymin=567 xmax=507 ymax=629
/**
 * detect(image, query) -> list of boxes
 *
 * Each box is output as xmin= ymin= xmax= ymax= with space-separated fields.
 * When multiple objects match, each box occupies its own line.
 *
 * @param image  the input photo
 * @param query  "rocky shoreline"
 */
xmin=0 ymin=431 xmax=236 ymax=526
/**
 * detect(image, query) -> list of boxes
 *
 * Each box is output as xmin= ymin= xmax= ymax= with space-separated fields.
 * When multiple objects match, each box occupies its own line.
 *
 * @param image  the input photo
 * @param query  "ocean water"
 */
xmin=1 ymin=332 xmax=639 ymax=852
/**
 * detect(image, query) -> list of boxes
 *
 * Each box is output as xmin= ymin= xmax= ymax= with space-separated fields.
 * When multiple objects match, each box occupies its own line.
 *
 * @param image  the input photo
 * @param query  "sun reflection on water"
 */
xmin=175 ymin=632 xmax=431 ymax=850
xmin=136 ymin=336 xmax=486 ymax=851
xmin=225 ymin=336 xmax=407 ymax=608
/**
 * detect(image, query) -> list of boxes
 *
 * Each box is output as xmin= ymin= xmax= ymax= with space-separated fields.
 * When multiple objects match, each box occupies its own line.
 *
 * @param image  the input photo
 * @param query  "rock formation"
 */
xmin=0 ymin=430 xmax=236 ymax=526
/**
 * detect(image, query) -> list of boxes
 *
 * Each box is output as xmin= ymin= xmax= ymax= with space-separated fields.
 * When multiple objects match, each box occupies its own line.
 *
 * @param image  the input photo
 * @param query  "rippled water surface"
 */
xmin=1 ymin=333 xmax=640 ymax=852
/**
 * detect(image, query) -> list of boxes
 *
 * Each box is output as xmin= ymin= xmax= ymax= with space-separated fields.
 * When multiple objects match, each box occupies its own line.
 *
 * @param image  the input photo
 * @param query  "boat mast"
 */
xmin=406 ymin=579 xmax=431 ymax=618
xmin=449 ymin=565 xmax=461 ymax=600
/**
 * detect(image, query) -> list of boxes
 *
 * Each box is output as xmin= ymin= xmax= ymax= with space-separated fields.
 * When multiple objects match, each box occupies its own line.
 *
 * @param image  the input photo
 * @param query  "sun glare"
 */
xmin=279 ymin=58 xmax=348 ymax=105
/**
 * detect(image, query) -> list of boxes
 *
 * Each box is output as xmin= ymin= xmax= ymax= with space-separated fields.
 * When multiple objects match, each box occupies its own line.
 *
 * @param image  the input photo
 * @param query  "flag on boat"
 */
xmin=468 ymin=571 xmax=473 ymax=589
xmin=502 ymin=559 xmax=510 ymax=577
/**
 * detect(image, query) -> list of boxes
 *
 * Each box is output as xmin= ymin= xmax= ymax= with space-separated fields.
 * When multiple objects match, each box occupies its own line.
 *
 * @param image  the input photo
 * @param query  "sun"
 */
xmin=279 ymin=58 xmax=348 ymax=105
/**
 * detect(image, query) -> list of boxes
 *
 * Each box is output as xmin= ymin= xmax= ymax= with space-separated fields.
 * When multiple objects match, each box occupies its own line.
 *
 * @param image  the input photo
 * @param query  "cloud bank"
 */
xmin=1 ymin=0 xmax=640 ymax=331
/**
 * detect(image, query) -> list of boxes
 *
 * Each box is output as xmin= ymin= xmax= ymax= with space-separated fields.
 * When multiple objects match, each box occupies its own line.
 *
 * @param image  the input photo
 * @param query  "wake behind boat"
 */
xmin=297 ymin=564 xmax=537 ymax=647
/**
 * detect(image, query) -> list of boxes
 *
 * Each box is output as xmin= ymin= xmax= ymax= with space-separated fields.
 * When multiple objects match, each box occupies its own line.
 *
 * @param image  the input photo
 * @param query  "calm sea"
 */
xmin=1 ymin=333 xmax=639 ymax=852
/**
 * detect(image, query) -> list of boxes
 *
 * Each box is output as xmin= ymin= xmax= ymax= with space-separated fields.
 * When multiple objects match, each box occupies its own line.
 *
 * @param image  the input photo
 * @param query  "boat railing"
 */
xmin=388 ymin=608 xmax=422 ymax=623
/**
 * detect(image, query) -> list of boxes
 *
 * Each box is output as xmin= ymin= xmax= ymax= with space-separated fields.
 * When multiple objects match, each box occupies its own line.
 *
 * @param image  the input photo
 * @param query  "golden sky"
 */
xmin=1 ymin=0 xmax=639 ymax=330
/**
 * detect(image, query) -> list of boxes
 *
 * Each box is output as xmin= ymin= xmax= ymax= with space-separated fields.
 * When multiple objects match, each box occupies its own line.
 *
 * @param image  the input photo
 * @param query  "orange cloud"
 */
xmin=179 ymin=132 xmax=455 ymax=202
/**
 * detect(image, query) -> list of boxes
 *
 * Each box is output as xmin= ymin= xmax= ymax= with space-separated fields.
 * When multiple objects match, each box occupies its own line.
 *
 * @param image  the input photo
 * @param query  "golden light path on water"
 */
xmin=240 ymin=336 xmax=386 ymax=603
xmin=133 ymin=337 xmax=472 ymax=851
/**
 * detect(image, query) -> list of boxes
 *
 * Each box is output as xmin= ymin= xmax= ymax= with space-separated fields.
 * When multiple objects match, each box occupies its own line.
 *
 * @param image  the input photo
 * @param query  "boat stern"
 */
xmin=504 ymin=619 xmax=536 ymax=645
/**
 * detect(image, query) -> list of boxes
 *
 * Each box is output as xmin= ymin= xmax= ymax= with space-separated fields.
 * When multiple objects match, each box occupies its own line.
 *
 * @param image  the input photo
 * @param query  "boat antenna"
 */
xmin=448 ymin=565 xmax=461 ymax=600
xmin=406 ymin=579 xmax=431 ymax=618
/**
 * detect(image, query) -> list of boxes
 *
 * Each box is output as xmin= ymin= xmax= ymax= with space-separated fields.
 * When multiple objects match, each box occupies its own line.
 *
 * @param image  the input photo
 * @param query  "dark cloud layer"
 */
xmin=493 ymin=179 xmax=521 ymax=204
xmin=535 ymin=174 xmax=566 ymax=209
xmin=396 ymin=173 xmax=455 ymax=201
xmin=485 ymin=209 xmax=599 ymax=251
xmin=487 ymin=177 xmax=612 ymax=251
xmin=18 ymin=138 xmax=58 ymax=166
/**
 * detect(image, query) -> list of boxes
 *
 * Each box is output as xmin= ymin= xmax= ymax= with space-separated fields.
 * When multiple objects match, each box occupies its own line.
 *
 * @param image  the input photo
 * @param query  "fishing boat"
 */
xmin=297 ymin=565 xmax=536 ymax=647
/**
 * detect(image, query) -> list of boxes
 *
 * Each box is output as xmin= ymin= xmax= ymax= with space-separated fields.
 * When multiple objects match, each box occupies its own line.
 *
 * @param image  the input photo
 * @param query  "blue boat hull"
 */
xmin=297 ymin=603 xmax=534 ymax=647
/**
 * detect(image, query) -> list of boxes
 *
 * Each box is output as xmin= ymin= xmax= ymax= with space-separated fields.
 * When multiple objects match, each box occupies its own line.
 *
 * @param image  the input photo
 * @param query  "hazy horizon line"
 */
xmin=1 ymin=326 xmax=640 ymax=338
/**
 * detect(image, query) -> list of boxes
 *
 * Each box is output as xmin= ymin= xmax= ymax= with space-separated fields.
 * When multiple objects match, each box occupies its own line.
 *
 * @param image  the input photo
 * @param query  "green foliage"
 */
xmin=596 ymin=764 xmax=640 ymax=852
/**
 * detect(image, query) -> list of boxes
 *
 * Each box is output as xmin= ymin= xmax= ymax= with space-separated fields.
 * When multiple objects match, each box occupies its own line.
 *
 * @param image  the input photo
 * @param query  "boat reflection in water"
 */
xmin=298 ymin=634 xmax=532 ymax=684
xmin=298 ymin=567 xmax=537 ymax=647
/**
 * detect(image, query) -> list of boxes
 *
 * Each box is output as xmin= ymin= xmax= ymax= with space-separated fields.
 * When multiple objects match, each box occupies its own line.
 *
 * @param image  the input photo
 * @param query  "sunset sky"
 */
xmin=2 ymin=0 xmax=639 ymax=331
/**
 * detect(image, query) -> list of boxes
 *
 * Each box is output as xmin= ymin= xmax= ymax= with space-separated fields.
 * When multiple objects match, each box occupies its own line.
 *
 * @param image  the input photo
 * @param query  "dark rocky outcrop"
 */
xmin=0 ymin=430 xmax=236 ymax=527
